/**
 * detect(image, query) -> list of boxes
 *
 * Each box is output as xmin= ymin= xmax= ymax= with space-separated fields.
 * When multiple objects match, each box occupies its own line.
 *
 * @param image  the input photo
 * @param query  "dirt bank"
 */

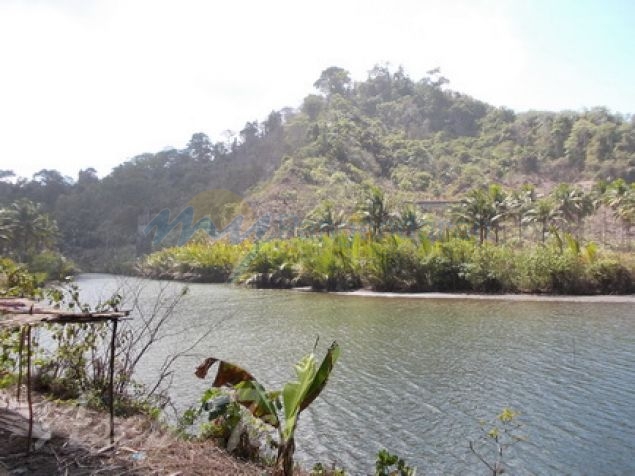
xmin=0 ymin=390 xmax=262 ymax=475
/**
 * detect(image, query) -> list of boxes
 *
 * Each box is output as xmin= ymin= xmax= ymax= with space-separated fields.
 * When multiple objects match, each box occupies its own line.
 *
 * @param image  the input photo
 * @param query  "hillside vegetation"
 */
xmin=1 ymin=65 xmax=634 ymax=270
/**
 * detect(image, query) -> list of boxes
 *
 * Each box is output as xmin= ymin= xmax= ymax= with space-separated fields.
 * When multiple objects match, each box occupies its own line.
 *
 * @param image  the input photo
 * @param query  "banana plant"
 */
xmin=195 ymin=341 xmax=340 ymax=476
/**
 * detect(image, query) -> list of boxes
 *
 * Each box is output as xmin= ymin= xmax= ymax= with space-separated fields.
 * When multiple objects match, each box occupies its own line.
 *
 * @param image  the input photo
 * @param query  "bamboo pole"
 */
xmin=109 ymin=319 xmax=118 ymax=444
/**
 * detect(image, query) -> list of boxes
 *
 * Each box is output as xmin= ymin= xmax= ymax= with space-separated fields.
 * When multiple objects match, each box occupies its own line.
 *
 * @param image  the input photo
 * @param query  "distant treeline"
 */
xmin=1 ymin=65 xmax=634 ymax=271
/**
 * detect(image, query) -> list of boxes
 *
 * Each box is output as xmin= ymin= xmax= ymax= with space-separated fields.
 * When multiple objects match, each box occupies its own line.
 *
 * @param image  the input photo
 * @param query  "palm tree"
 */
xmin=452 ymin=188 xmax=495 ymax=244
xmin=396 ymin=204 xmax=426 ymax=236
xmin=605 ymin=180 xmax=635 ymax=248
xmin=523 ymin=198 xmax=563 ymax=243
xmin=591 ymin=180 xmax=610 ymax=244
xmin=5 ymin=199 xmax=58 ymax=261
xmin=0 ymin=208 xmax=16 ymax=254
xmin=488 ymin=184 xmax=508 ymax=244
xmin=304 ymin=201 xmax=345 ymax=237
xmin=357 ymin=186 xmax=390 ymax=238
xmin=505 ymin=185 xmax=535 ymax=243
xmin=551 ymin=184 xmax=594 ymax=238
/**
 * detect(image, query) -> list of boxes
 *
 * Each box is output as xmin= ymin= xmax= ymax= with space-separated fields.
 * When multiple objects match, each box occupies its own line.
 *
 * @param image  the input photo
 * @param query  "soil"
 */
xmin=0 ymin=390 xmax=263 ymax=475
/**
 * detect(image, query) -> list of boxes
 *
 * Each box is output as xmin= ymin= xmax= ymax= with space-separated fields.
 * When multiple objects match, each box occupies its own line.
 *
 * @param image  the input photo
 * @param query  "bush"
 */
xmin=466 ymin=244 xmax=517 ymax=293
xmin=365 ymin=236 xmax=419 ymax=291
xmin=137 ymin=239 xmax=251 ymax=282
xmin=301 ymin=235 xmax=362 ymax=291
xmin=28 ymin=250 xmax=77 ymax=282
xmin=588 ymin=259 xmax=633 ymax=294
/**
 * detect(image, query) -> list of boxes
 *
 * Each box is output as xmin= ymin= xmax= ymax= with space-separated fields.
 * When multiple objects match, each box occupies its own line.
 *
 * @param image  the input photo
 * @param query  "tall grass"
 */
xmin=137 ymin=239 xmax=251 ymax=282
xmin=137 ymin=234 xmax=634 ymax=294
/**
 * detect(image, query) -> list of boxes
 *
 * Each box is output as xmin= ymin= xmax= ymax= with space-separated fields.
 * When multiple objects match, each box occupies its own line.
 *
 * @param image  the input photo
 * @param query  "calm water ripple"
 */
xmin=77 ymin=274 xmax=635 ymax=475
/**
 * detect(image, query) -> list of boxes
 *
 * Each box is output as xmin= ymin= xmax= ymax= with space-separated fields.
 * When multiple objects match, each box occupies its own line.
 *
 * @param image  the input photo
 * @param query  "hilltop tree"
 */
xmin=314 ymin=67 xmax=352 ymax=96
xmin=187 ymin=132 xmax=214 ymax=162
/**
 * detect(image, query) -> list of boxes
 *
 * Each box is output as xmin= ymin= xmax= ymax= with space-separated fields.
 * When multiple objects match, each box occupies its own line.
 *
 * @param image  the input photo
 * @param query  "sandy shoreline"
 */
xmin=329 ymin=289 xmax=635 ymax=303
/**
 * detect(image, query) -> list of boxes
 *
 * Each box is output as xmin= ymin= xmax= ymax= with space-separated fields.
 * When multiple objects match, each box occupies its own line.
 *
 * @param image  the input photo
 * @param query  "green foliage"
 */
xmin=311 ymin=462 xmax=347 ymax=476
xmin=1 ymin=66 xmax=634 ymax=273
xmin=375 ymin=449 xmax=416 ymax=476
xmin=470 ymin=408 xmax=525 ymax=476
xmin=0 ymin=198 xmax=59 ymax=263
xmin=137 ymin=239 xmax=252 ymax=282
xmin=28 ymin=250 xmax=77 ymax=282
xmin=301 ymin=236 xmax=362 ymax=291
xmin=588 ymin=258 xmax=634 ymax=294
xmin=0 ymin=258 xmax=43 ymax=297
xmin=140 ymin=230 xmax=634 ymax=295
xmin=365 ymin=235 xmax=419 ymax=291
xmin=197 ymin=342 xmax=340 ymax=476
xmin=0 ymin=259 xmax=43 ymax=387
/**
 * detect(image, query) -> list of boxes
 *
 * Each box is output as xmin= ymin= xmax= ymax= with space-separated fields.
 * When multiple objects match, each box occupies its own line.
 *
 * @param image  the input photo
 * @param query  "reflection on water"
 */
xmin=77 ymin=274 xmax=635 ymax=475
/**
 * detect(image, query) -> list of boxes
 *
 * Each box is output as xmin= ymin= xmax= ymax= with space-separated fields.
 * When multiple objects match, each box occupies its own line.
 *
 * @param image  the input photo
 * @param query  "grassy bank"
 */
xmin=136 ymin=234 xmax=634 ymax=295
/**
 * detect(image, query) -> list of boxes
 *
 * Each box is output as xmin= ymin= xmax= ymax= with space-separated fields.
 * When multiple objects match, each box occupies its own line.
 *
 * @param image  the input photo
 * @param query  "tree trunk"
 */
xmin=541 ymin=221 xmax=546 ymax=243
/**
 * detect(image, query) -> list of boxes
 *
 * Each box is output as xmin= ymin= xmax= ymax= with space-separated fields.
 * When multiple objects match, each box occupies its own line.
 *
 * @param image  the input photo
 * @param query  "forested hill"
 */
xmin=1 ymin=65 xmax=634 ymax=269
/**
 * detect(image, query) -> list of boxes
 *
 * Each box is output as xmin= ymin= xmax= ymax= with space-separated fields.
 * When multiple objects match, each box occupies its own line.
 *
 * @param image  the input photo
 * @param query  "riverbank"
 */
xmin=333 ymin=288 xmax=635 ymax=303
xmin=0 ymin=389 xmax=262 ymax=475
xmin=136 ymin=236 xmax=635 ymax=296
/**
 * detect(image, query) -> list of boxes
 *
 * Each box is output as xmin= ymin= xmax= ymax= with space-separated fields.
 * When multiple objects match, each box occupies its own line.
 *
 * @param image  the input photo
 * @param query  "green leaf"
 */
xmin=300 ymin=341 xmax=340 ymax=411
xmin=234 ymin=380 xmax=280 ymax=427
xmin=282 ymin=353 xmax=317 ymax=440
xmin=282 ymin=341 xmax=340 ymax=440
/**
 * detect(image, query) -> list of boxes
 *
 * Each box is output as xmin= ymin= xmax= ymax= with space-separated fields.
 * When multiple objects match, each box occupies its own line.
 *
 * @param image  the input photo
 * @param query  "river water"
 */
xmin=76 ymin=274 xmax=635 ymax=475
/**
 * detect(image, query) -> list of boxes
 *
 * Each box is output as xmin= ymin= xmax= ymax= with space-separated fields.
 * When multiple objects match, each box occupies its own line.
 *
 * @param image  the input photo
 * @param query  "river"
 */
xmin=76 ymin=274 xmax=635 ymax=475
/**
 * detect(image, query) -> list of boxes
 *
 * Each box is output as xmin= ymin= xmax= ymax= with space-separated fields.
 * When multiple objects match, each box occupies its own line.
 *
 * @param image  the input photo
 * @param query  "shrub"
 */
xmin=467 ymin=244 xmax=517 ymax=293
xmin=28 ymin=250 xmax=77 ymax=282
xmin=588 ymin=259 xmax=633 ymax=294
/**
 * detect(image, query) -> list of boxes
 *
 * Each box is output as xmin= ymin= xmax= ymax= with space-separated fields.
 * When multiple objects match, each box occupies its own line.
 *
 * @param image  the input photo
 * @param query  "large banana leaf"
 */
xmin=195 ymin=356 xmax=279 ymax=427
xmin=300 ymin=341 xmax=340 ymax=411
xmin=195 ymin=357 xmax=255 ymax=387
xmin=282 ymin=341 xmax=340 ymax=440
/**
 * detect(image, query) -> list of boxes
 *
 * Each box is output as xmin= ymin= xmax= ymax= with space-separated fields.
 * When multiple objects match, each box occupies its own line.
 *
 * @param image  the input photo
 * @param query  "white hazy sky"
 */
xmin=1 ymin=0 xmax=634 ymax=180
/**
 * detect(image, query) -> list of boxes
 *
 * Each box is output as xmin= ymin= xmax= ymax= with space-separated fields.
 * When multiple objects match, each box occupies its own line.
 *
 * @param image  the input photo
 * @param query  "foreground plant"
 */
xmin=195 ymin=341 xmax=341 ymax=476
xmin=469 ymin=408 xmax=525 ymax=476
xmin=375 ymin=448 xmax=416 ymax=476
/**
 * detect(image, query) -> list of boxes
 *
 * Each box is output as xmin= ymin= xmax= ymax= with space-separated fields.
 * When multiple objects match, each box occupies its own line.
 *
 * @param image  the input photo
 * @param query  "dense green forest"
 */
xmin=1 ymin=65 xmax=634 ymax=271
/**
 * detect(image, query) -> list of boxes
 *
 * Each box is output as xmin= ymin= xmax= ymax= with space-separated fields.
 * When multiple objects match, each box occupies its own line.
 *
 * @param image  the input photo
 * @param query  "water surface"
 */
xmin=77 ymin=274 xmax=635 ymax=475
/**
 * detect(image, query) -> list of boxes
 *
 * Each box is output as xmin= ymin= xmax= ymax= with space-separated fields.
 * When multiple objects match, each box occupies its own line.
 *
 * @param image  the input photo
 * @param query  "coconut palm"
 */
xmin=0 ymin=208 xmax=16 ymax=254
xmin=452 ymin=188 xmax=496 ymax=244
xmin=357 ymin=185 xmax=390 ymax=238
xmin=488 ymin=184 xmax=508 ymax=244
xmin=303 ymin=200 xmax=345 ymax=237
xmin=5 ymin=199 xmax=58 ymax=261
xmin=523 ymin=198 xmax=563 ymax=243
xmin=605 ymin=180 xmax=635 ymax=248
xmin=396 ymin=204 xmax=426 ymax=236
xmin=551 ymin=184 xmax=594 ymax=237
xmin=505 ymin=185 xmax=535 ymax=243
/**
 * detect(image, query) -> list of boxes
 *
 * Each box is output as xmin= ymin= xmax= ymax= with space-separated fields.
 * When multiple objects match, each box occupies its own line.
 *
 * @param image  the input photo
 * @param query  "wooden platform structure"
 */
xmin=0 ymin=297 xmax=130 ymax=453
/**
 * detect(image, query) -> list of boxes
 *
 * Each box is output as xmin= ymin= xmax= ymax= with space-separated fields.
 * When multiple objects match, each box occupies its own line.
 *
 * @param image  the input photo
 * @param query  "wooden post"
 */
xmin=26 ymin=325 xmax=33 ymax=455
xmin=109 ymin=319 xmax=118 ymax=444
xmin=16 ymin=326 xmax=25 ymax=401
